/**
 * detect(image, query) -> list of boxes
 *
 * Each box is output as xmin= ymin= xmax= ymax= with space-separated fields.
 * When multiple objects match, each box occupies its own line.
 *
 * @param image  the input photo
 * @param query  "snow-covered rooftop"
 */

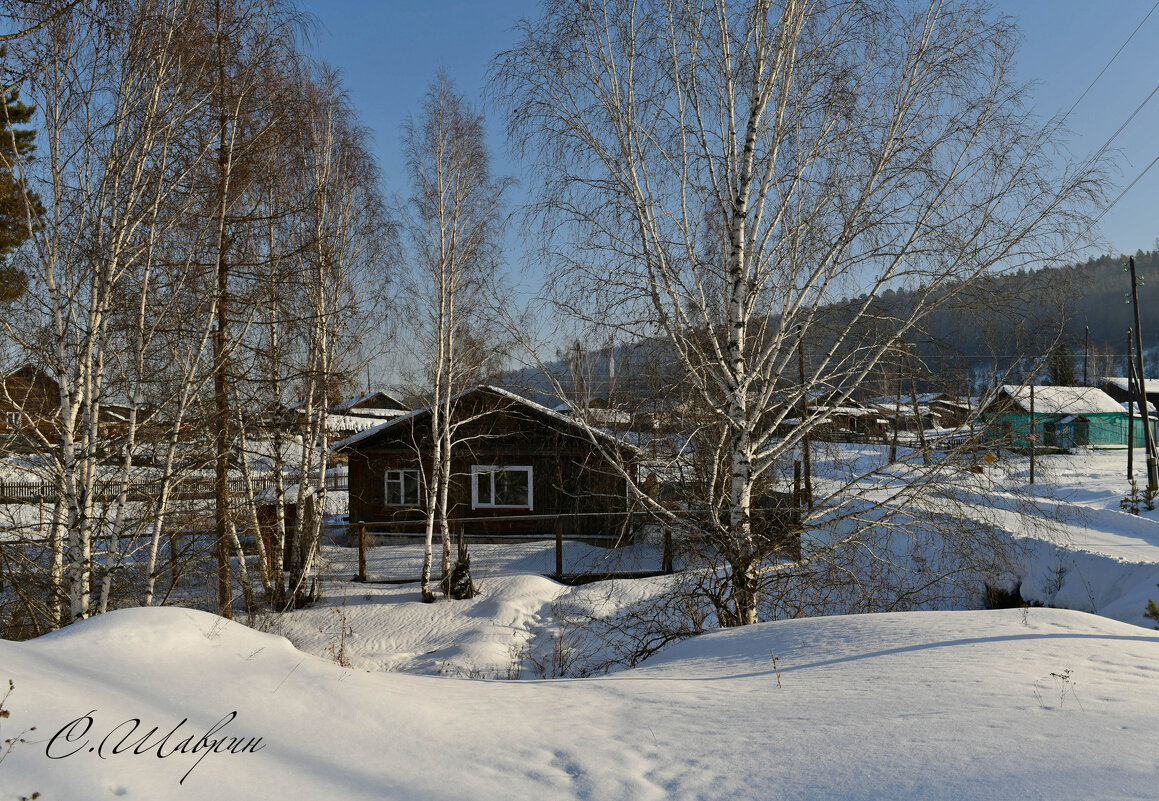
xmin=334 ymin=384 xmax=637 ymax=452
xmin=869 ymin=392 xmax=947 ymax=406
xmin=553 ymin=400 xmax=632 ymax=426
xmin=345 ymin=408 xmax=407 ymax=419
xmin=331 ymin=391 xmax=408 ymax=413
xmin=996 ymin=385 xmax=1123 ymax=416
xmin=1105 ymin=376 xmax=1159 ymax=395
xmin=814 ymin=405 xmax=875 ymax=415
xmin=324 ymin=413 xmax=387 ymax=433
xmin=1122 ymin=400 xmax=1159 ymax=417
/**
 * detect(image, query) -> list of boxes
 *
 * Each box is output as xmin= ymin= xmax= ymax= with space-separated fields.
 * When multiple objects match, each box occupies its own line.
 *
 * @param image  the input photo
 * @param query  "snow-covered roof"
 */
xmin=814 ymin=405 xmax=875 ymax=416
xmin=775 ymin=415 xmax=835 ymax=429
xmin=253 ymin=482 xmax=346 ymax=514
xmin=347 ymin=408 xmax=407 ymax=419
xmin=869 ymin=392 xmax=948 ymax=406
xmin=1104 ymin=377 xmax=1159 ymax=395
xmin=1122 ymin=401 xmax=1158 ymax=417
xmin=886 ymin=408 xmax=937 ymax=419
xmin=869 ymin=401 xmax=933 ymax=415
xmin=332 ymin=391 xmax=408 ymax=414
xmin=553 ymin=400 xmax=632 ymax=426
xmin=930 ymin=397 xmax=973 ymax=410
xmin=334 ymin=385 xmax=638 ymax=452
xmin=995 ymin=385 xmax=1123 ymax=416
xmin=324 ymin=414 xmax=386 ymax=433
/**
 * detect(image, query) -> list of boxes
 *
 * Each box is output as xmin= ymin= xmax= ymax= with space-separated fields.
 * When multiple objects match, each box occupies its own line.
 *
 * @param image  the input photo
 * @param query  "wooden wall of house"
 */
xmin=0 ymin=366 xmax=61 ymax=436
xmin=346 ymin=397 xmax=633 ymax=539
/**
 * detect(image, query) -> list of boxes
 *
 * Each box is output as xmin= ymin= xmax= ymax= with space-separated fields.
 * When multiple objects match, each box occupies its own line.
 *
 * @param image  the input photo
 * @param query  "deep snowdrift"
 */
xmin=2 ymin=605 xmax=1159 ymax=800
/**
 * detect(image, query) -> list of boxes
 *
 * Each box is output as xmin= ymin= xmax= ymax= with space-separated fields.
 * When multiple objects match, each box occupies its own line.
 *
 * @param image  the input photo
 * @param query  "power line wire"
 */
xmin=1093 ymin=150 xmax=1159 ymax=230
xmin=1064 ymin=0 xmax=1159 ymax=119
xmin=1091 ymin=83 xmax=1159 ymax=163
xmin=1052 ymin=2 xmax=1159 ymax=254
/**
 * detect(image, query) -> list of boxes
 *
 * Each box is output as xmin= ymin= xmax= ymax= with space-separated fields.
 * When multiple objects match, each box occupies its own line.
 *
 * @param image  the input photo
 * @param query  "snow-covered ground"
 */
xmin=959 ymin=448 xmax=1159 ymax=625
xmin=3 ymin=605 xmax=1159 ymax=800
xmin=803 ymin=442 xmax=1159 ymax=627
xmin=271 ymin=541 xmax=670 ymax=676
xmin=5 ymin=445 xmax=1159 ymax=798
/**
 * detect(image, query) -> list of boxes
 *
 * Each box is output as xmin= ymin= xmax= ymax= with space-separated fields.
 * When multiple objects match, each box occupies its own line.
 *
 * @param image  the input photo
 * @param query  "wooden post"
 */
xmin=555 ymin=515 xmax=564 ymax=577
xmin=793 ymin=459 xmax=802 ymax=519
xmin=357 ymin=522 xmax=367 ymax=583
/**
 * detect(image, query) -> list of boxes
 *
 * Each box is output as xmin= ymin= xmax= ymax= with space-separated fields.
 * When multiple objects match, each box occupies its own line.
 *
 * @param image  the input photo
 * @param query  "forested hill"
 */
xmin=502 ymin=249 xmax=1159 ymax=401
xmin=910 ymin=248 xmax=1159 ymax=364
xmin=1052 ymin=249 xmax=1159 ymax=350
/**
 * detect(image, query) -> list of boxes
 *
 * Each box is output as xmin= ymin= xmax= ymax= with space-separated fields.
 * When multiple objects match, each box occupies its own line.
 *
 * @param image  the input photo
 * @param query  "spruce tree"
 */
xmin=1145 ymin=594 xmax=1159 ymax=629
xmin=1049 ymin=342 xmax=1076 ymax=386
xmin=0 ymin=46 xmax=43 ymax=302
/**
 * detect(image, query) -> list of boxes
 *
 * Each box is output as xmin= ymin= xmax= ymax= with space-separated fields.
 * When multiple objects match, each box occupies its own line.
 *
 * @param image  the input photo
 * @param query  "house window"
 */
xmin=384 ymin=469 xmax=420 ymax=506
xmin=471 ymin=465 xmax=533 ymax=510
xmin=4 ymin=411 xmax=19 ymax=429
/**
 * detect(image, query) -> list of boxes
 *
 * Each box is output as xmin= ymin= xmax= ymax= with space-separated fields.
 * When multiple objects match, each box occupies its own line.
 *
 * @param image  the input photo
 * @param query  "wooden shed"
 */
xmin=338 ymin=385 xmax=638 ymax=542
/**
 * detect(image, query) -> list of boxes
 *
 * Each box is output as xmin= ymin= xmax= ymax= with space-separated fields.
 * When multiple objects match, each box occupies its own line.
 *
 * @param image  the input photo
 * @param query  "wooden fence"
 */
xmin=0 ymin=470 xmax=348 ymax=504
xmin=813 ymin=430 xmax=977 ymax=450
xmin=346 ymin=512 xmax=655 ymax=581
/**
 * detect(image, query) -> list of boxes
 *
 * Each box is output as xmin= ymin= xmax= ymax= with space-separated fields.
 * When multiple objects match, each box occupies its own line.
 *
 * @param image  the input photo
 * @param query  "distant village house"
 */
xmin=980 ymin=385 xmax=1145 ymax=449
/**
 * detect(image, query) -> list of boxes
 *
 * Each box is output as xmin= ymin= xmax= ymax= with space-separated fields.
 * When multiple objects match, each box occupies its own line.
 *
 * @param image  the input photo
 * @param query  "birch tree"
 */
xmin=1 ymin=0 xmax=224 ymax=624
xmin=195 ymin=0 xmax=304 ymax=618
xmin=0 ymin=0 xmax=387 ymax=632
xmin=284 ymin=66 xmax=391 ymax=608
xmin=496 ymin=0 xmax=1102 ymax=625
xmin=402 ymin=73 xmax=508 ymax=602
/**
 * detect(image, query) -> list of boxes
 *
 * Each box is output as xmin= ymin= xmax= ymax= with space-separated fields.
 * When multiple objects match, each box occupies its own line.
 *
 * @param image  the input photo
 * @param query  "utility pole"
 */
xmin=890 ymin=352 xmax=902 ymax=464
xmin=797 ymin=334 xmax=813 ymax=508
xmin=1029 ymin=383 xmax=1035 ymax=485
xmin=1128 ymin=331 xmax=1135 ymax=479
xmin=1083 ymin=325 xmax=1090 ymax=385
xmin=1129 ymin=256 xmax=1159 ymax=495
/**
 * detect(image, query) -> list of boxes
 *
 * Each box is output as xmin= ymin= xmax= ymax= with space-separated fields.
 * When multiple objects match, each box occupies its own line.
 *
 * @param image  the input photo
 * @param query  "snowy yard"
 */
xmin=2 ymin=605 xmax=1158 ymax=800
xmin=264 ymin=445 xmax=1159 ymax=680
xmin=5 ymin=445 xmax=1159 ymax=798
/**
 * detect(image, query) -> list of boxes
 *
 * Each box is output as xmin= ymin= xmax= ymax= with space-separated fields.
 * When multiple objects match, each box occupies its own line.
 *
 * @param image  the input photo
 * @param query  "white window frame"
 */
xmin=4 ymin=411 xmax=19 ymax=429
xmin=471 ymin=465 xmax=533 ymax=510
xmin=384 ymin=468 xmax=421 ymax=507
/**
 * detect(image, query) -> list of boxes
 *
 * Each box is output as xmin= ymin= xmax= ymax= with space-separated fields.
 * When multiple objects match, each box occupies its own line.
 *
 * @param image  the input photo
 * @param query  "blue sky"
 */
xmin=299 ymin=0 xmax=1159 ymax=268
